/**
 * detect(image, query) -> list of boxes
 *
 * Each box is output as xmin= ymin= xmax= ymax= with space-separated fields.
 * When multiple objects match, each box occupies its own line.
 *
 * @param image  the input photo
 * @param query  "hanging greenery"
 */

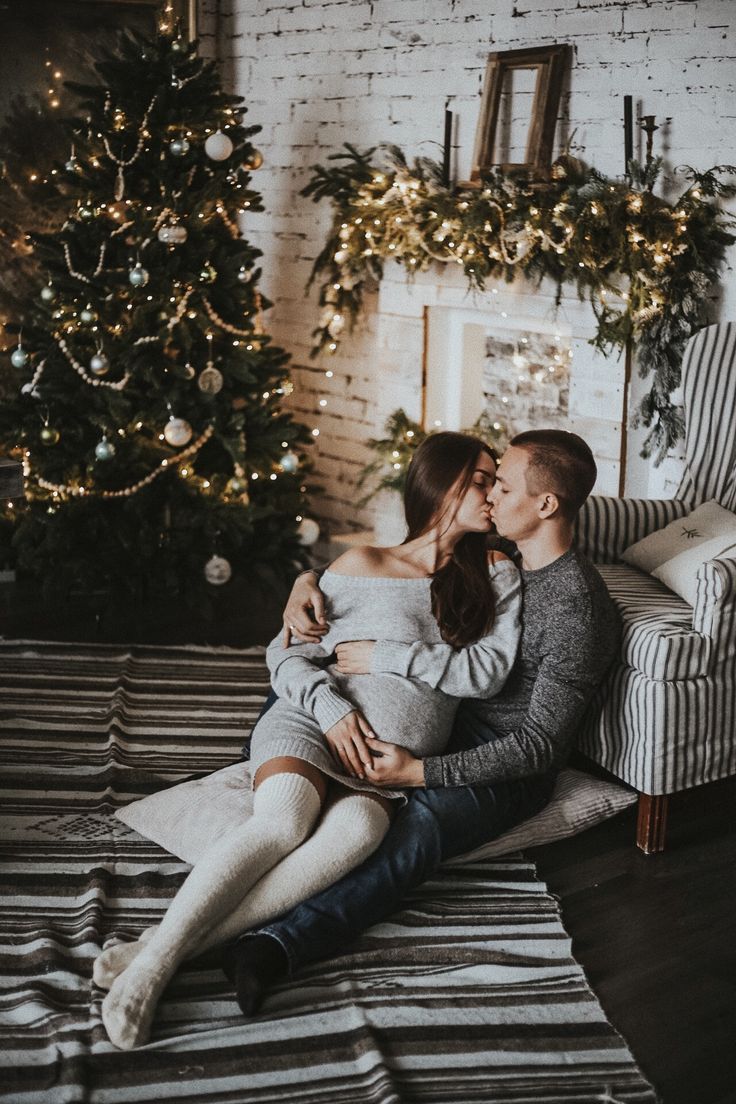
xmin=302 ymin=145 xmax=736 ymax=461
xmin=357 ymin=408 xmax=509 ymax=505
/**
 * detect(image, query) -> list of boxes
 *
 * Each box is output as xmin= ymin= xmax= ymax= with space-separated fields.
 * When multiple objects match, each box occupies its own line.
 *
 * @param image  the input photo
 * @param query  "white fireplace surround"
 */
xmin=369 ymin=263 xmax=682 ymax=545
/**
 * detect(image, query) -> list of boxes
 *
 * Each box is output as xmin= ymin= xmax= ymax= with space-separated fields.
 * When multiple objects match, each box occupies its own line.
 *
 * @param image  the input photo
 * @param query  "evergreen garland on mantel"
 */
xmin=303 ymin=145 xmax=736 ymax=461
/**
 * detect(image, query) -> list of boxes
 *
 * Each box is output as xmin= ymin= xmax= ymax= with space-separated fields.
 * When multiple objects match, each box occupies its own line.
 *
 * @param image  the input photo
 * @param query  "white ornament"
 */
xmin=197 ymin=366 xmax=224 ymax=394
xmin=163 ymin=416 xmax=193 ymax=447
xmin=80 ymin=306 xmax=96 ymax=324
xmin=297 ymin=517 xmax=320 ymax=546
xmin=40 ymin=284 xmax=56 ymax=302
xmin=237 ymin=265 xmax=251 ymax=283
xmin=204 ymin=554 xmax=232 ymax=585
xmin=205 ymin=130 xmax=234 ymax=161
xmin=280 ymin=450 xmax=299 ymax=474
xmin=90 ymin=352 xmax=109 ymax=376
xmin=158 ymin=222 xmax=188 ymax=244
xmin=11 ymin=345 xmax=29 ymax=368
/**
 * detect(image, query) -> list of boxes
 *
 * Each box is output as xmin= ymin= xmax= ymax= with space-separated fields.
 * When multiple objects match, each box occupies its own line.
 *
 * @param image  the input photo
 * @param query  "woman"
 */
xmin=99 ymin=432 xmax=522 ymax=1049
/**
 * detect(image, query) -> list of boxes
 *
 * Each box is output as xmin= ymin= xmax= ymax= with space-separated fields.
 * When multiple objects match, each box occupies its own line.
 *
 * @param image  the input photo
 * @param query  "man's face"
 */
xmin=488 ymin=446 xmax=544 ymax=541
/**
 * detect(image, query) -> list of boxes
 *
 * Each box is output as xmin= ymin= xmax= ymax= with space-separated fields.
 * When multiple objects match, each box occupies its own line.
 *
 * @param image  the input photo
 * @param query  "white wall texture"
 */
xmin=201 ymin=0 xmax=736 ymax=535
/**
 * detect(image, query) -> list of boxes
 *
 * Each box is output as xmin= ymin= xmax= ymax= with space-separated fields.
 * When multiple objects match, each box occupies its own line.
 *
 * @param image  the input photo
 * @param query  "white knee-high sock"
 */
xmin=101 ymin=772 xmax=320 ymax=1049
xmin=94 ymin=793 xmax=390 ymax=990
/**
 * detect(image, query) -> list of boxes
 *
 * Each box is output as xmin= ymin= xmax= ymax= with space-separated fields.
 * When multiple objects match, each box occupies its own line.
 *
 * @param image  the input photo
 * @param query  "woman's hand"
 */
xmin=282 ymin=571 xmax=328 ymax=646
xmin=364 ymin=738 xmax=425 ymax=787
xmin=324 ymin=710 xmax=377 ymax=777
xmin=334 ymin=640 xmax=375 ymax=674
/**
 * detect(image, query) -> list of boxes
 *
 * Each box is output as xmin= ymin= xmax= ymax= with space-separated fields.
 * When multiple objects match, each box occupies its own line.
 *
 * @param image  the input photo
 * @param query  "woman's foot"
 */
xmin=221 ymin=933 xmax=288 ymax=1016
xmin=101 ymin=958 xmax=170 ymax=1049
xmin=93 ymin=927 xmax=156 ymax=989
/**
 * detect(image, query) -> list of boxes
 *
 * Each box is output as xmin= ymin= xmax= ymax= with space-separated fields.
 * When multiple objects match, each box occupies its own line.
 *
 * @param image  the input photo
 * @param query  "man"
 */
xmin=223 ymin=429 xmax=621 ymax=1014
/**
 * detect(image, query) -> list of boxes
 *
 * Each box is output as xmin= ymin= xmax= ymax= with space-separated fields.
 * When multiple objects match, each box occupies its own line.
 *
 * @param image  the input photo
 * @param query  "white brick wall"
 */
xmin=208 ymin=0 xmax=736 ymax=531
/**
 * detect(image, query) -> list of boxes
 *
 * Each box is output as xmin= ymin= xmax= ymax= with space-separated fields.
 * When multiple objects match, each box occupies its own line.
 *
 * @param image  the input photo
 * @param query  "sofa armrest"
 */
xmin=574 ymin=496 xmax=690 ymax=563
xmin=693 ymin=552 xmax=736 ymax=645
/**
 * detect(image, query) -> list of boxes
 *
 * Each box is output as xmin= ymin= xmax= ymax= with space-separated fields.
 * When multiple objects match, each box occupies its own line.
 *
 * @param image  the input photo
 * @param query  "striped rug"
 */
xmin=0 ymin=641 xmax=657 ymax=1104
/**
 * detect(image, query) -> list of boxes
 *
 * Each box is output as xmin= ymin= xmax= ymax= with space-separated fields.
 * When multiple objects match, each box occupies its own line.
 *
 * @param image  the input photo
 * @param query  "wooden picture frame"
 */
xmin=469 ymin=44 xmax=570 ymax=181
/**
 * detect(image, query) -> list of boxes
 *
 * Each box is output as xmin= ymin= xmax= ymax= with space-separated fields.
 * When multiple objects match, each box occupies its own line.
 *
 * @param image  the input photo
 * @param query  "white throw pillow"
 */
xmin=622 ymin=499 xmax=736 ymax=575
xmin=452 ymin=768 xmax=635 ymax=863
xmin=115 ymin=763 xmax=635 ymax=866
xmin=652 ymin=533 xmax=736 ymax=606
xmin=116 ymin=762 xmax=254 ymax=864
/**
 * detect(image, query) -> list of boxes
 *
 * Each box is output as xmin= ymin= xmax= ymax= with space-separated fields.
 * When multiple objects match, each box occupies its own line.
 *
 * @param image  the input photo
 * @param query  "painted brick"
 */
xmin=216 ymin=0 xmax=735 ymax=526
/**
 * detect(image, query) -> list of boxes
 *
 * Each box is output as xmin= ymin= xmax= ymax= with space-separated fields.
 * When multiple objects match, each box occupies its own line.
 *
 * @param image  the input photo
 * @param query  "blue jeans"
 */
xmin=247 ymin=694 xmax=556 ymax=974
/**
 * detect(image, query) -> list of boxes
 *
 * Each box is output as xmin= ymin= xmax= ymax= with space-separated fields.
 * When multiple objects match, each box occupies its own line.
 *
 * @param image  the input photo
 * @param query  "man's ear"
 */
xmin=538 ymin=492 xmax=561 ymax=519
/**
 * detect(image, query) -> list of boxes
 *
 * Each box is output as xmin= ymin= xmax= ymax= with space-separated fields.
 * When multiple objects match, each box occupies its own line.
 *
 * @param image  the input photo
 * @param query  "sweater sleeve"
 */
xmin=422 ymin=598 xmax=617 ymax=788
xmin=265 ymin=635 xmax=355 ymax=734
xmin=369 ymin=560 xmax=521 ymax=699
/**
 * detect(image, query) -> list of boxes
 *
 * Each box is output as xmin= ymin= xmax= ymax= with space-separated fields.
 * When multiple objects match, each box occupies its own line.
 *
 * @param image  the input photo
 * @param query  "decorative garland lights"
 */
xmin=304 ymin=146 xmax=736 ymax=459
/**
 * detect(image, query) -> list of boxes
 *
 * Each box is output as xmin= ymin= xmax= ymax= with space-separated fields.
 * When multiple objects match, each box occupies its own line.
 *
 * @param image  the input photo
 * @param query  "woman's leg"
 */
xmin=94 ymin=789 xmax=392 ymax=989
xmin=100 ymin=759 xmax=325 ymax=1049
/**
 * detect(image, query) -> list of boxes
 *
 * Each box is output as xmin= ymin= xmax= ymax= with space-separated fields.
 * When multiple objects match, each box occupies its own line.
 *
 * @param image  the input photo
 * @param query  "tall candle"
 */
xmin=442 ymin=108 xmax=453 ymax=187
xmin=624 ymin=95 xmax=633 ymax=175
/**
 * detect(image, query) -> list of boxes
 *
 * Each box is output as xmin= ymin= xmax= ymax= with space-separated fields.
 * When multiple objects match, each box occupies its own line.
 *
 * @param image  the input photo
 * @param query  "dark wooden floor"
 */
xmin=533 ymin=778 xmax=736 ymax=1104
xmin=2 ymin=574 xmax=735 ymax=1104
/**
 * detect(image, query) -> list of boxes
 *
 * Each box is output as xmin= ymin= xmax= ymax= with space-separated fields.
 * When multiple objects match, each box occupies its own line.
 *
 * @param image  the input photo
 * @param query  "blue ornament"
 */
xmin=169 ymin=137 xmax=190 ymax=157
xmin=95 ymin=436 xmax=116 ymax=461
xmin=11 ymin=345 xmax=28 ymax=369
xmin=40 ymin=284 xmax=56 ymax=303
xmin=129 ymin=263 xmax=149 ymax=288
xmin=280 ymin=450 xmax=299 ymax=474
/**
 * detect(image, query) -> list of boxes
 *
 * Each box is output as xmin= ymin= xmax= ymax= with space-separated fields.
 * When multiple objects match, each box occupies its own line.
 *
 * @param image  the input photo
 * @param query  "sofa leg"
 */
xmin=636 ymin=793 xmax=669 ymax=854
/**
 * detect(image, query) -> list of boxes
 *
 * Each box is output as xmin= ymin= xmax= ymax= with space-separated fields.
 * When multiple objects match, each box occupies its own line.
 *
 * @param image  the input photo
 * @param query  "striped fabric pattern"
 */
xmin=577 ymin=322 xmax=736 ymax=798
xmin=0 ymin=641 xmax=657 ymax=1104
xmin=596 ymin=564 xmax=713 ymax=681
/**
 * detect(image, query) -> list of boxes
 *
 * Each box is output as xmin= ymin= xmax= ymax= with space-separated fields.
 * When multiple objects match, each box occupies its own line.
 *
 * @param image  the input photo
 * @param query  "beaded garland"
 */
xmin=57 ymin=336 xmax=131 ymax=390
xmin=102 ymin=94 xmax=159 ymax=201
xmin=36 ymin=423 xmax=215 ymax=499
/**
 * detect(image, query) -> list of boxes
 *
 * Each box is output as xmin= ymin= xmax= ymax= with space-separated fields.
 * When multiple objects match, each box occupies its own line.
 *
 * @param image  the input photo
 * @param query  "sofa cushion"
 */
xmin=622 ymin=499 xmax=736 ymax=575
xmin=596 ymin=563 xmax=712 ymax=680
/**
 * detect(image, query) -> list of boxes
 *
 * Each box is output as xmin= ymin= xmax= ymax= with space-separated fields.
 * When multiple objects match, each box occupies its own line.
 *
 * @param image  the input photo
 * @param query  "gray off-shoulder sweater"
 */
xmin=261 ymin=560 xmax=522 ymax=763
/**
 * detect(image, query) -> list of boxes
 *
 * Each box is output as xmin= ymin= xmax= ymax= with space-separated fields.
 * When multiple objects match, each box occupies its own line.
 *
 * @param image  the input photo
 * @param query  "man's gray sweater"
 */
xmin=370 ymin=548 xmax=621 ymax=789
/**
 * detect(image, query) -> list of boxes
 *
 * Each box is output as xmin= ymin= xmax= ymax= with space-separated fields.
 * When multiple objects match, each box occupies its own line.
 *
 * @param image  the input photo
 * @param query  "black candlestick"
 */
xmin=442 ymin=108 xmax=453 ymax=188
xmin=624 ymin=95 xmax=633 ymax=177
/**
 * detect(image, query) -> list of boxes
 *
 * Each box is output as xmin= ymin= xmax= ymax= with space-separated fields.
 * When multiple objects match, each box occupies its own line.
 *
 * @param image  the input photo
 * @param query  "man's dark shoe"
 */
xmin=221 ymin=933 xmax=289 ymax=1016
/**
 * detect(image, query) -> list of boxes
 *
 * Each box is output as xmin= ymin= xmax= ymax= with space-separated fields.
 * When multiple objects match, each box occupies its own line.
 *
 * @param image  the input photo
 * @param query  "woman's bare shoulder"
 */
xmin=487 ymin=549 xmax=514 ymax=566
xmin=328 ymin=545 xmax=387 ymax=576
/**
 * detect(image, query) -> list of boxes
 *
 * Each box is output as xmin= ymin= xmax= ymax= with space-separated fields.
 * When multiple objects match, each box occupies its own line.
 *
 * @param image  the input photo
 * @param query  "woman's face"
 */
xmin=443 ymin=450 xmax=496 ymax=535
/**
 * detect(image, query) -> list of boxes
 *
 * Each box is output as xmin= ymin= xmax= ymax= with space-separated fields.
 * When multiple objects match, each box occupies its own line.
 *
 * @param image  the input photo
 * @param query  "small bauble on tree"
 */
xmin=11 ymin=344 xmax=29 ymax=369
xmin=297 ymin=517 xmax=320 ymax=546
xmin=243 ymin=149 xmax=263 ymax=171
xmin=204 ymin=129 xmax=233 ymax=161
xmin=163 ymin=416 xmax=193 ymax=447
xmin=204 ymin=554 xmax=232 ymax=585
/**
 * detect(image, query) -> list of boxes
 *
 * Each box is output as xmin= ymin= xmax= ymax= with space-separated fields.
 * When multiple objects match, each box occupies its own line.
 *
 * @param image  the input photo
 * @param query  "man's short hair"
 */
xmin=510 ymin=429 xmax=597 ymax=521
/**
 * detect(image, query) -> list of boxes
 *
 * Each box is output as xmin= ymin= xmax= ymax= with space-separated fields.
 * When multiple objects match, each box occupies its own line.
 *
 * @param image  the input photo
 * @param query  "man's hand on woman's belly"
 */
xmin=364 ymin=738 xmax=426 ymax=787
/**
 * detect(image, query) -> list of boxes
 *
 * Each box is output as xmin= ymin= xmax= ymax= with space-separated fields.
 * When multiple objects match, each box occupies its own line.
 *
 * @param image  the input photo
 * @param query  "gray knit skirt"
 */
xmin=249 ymin=669 xmax=458 ymax=800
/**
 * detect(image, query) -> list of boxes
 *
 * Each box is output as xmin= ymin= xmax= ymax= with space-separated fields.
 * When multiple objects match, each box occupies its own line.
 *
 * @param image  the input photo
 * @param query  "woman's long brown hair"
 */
xmin=403 ymin=431 xmax=497 ymax=648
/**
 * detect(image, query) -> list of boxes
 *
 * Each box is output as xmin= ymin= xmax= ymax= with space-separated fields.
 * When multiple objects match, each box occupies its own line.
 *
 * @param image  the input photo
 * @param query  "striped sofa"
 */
xmin=573 ymin=322 xmax=736 ymax=852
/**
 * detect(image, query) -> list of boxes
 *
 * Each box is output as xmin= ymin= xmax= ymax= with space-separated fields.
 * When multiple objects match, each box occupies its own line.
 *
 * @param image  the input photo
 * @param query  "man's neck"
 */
xmin=516 ymin=529 xmax=573 ymax=571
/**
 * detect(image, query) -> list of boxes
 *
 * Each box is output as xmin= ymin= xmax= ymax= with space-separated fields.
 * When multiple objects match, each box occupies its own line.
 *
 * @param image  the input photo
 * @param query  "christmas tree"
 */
xmin=0 ymin=9 xmax=312 ymax=614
